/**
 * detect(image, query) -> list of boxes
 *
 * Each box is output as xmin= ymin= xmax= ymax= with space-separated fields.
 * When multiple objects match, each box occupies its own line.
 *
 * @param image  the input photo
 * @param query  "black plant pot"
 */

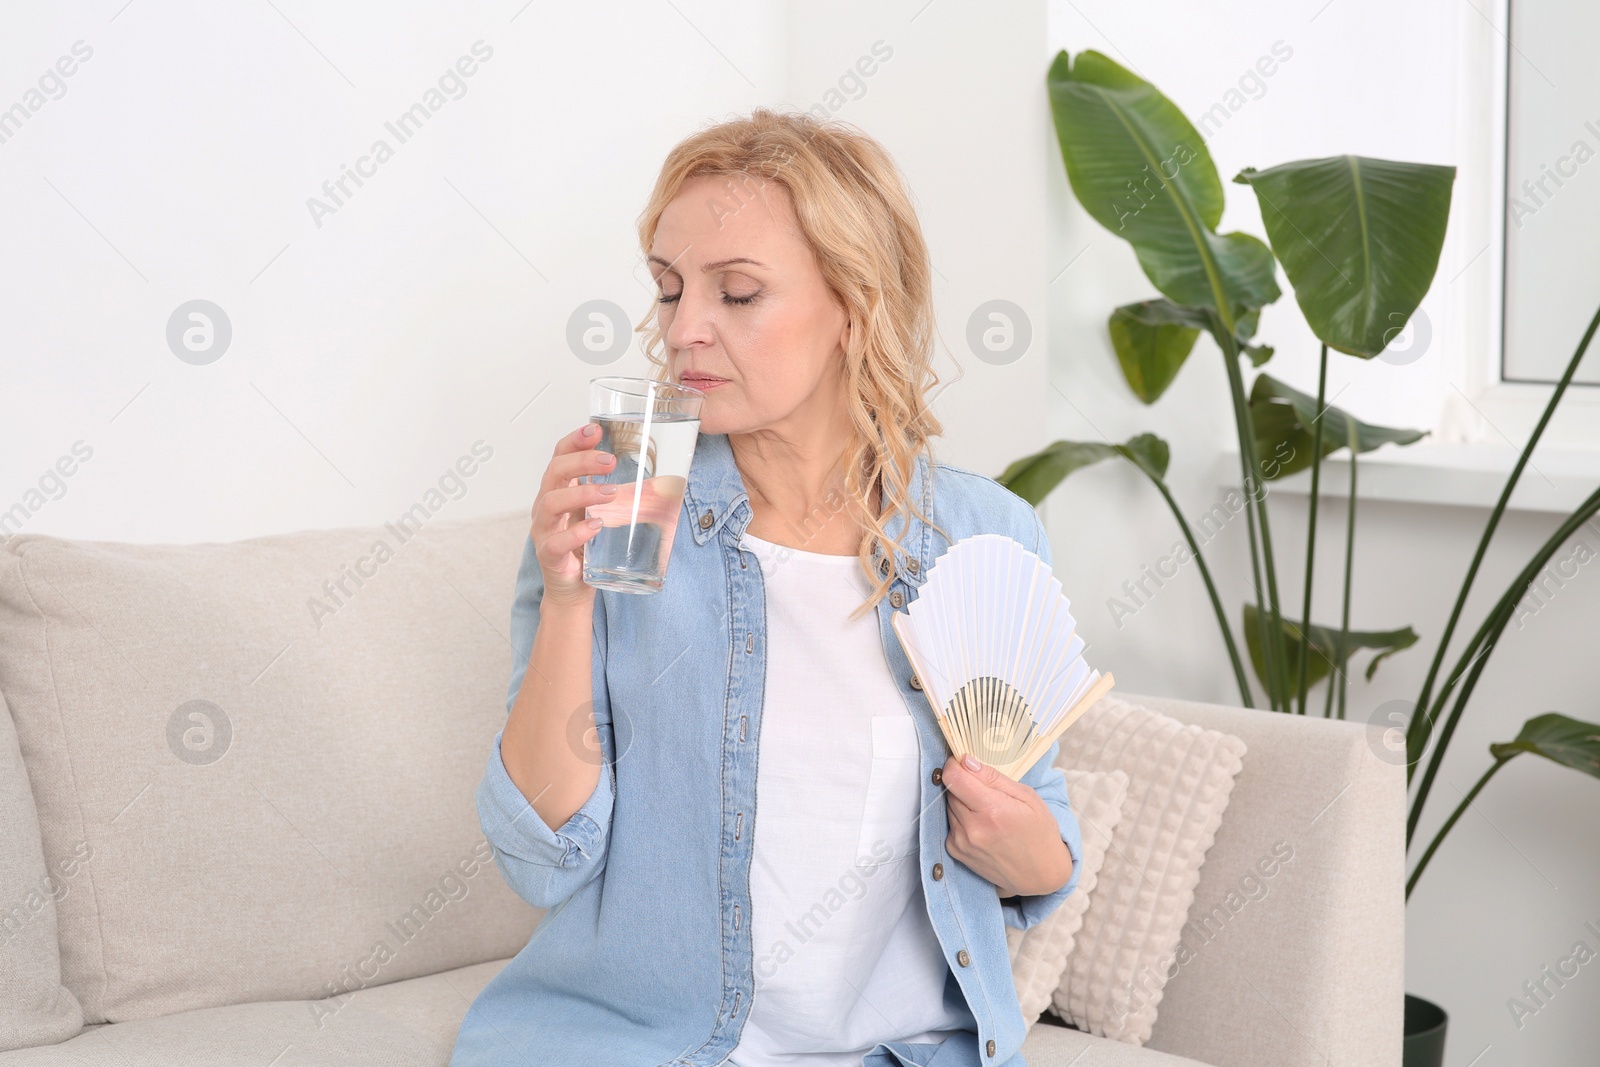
xmin=1403 ymin=994 xmax=1447 ymax=1067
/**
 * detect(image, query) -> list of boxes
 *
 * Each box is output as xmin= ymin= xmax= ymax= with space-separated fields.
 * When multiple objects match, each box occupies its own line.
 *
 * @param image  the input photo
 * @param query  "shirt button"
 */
xmin=889 ymin=590 xmax=904 ymax=609
xmin=932 ymin=862 xmax=943 ymax=880
xmin=931 ymin=767 xmax=942 ymax=786
xmin=699 ymin=509 xmax=714 ymax=530
xmin=957 ymin=949 xmax=971 ymax=967
xmin=745 ymin=632 xmax=754 ymax=654
xmin=986 ymin=1038 xmax=996 ymax=1057
xmin=908 ymin=558 xmax=920 ymax=574
xmin=909 ymin=674 xmax=923 ymax=690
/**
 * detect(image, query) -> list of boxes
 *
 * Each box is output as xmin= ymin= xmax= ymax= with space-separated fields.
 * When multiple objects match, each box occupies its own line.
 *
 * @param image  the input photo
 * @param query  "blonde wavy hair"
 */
xmin=635 ymin=107 xmax=952 ymax=619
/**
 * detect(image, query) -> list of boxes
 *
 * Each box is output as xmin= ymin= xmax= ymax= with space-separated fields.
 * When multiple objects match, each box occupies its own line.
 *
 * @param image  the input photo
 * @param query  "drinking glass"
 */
xmin=581 ymin=376 xmax=705 ymax=594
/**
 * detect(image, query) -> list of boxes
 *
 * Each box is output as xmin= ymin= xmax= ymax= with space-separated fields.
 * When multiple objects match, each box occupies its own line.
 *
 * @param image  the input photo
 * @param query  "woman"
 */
xmin=451 ymin=109 xmax=1082 ymax=1067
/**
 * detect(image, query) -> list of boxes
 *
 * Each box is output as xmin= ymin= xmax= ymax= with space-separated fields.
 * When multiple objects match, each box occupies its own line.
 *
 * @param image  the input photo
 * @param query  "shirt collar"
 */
xmin=683 ymin=432 xmax=931 ymax=585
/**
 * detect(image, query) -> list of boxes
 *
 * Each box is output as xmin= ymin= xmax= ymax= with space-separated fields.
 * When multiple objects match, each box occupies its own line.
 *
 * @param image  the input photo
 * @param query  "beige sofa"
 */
xmin=0 ymin=510 xmax=1403 ymax=1066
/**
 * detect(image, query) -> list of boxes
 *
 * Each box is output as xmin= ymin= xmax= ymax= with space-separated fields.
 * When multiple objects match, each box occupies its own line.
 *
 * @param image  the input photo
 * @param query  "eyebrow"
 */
xmin=646 ymin=255 xmax=767 ymax=272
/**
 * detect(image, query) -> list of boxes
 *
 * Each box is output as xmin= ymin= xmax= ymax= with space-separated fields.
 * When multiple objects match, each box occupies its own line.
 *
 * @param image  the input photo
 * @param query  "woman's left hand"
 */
xmin=940 ymin=754 xmax=1073 ymax=898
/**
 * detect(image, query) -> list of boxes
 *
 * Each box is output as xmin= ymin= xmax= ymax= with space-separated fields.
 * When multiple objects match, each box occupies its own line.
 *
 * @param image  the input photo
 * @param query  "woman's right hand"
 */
xmin=531 ymin=422 xmax=619 ymax=607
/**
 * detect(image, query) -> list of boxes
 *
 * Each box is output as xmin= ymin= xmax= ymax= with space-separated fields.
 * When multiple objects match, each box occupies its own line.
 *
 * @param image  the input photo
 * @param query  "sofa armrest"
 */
xmin=1122 ymin=692 xmax=1405 ymax=1067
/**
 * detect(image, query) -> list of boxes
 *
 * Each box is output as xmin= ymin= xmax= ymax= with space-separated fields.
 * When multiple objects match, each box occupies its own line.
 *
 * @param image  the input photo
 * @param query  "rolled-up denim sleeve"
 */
xmin=998 ymin=500 xmax=1083 ymax=930
xmin=478 ymin=532 xmax=614 ymax=909
xmin=478 ymin=728 xmax=614 ymax=908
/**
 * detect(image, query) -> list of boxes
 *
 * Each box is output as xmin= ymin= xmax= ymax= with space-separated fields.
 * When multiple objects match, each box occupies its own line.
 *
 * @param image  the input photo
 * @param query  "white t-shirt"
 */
xmin=725 ymin=531 xmax=975 ymax=1066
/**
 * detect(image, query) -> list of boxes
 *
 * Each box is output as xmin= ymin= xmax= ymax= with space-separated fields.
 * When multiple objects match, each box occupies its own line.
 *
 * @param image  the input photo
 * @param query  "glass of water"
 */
xmin=581 ymin=376 xmax=706 ymax=594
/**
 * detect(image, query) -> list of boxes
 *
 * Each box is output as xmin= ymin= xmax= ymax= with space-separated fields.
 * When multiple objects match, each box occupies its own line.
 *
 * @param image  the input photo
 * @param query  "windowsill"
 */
xmin=1215 ymin=442 xmax=1600 ymax=515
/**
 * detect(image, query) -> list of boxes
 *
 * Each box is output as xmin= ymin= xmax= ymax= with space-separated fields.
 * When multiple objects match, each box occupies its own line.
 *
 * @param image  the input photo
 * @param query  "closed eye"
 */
xmin=656 ymin=291 xmax=760 ymax=306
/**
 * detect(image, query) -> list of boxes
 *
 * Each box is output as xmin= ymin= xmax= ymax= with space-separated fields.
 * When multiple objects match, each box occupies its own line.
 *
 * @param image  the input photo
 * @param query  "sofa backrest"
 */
xmin=0 ymin=690 xmax=85 ymax=1051
xmin=0 ymin=510 xmax=541 ymax=1027
xmin=1128 ymin=692 xmax=1405 ymax=1067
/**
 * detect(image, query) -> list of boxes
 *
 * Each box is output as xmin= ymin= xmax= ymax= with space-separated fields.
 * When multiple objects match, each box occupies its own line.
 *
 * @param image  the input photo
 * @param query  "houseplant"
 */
xmin=1010 ymin=48 xmax=1600 ymax=1067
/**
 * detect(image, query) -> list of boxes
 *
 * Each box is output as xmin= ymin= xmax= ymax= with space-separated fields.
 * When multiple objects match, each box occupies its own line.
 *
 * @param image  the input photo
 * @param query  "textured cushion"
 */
xmin=1007 ymin=768 xmax=1128 ymax=1027
xmin=0 ymin=695 xmax=84 ymax=1050
xmin=0 ymin=509 xmax=541 ymax=1025
xmin=0 ymin=957 xmax=509 ymax=1066
xmin=1051 ymin=695 xmax=1247 ymax=1046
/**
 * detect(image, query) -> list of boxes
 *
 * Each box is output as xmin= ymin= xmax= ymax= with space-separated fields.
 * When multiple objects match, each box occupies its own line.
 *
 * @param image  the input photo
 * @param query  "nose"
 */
xmin=663 ymin=282 xmax=717 ymax=354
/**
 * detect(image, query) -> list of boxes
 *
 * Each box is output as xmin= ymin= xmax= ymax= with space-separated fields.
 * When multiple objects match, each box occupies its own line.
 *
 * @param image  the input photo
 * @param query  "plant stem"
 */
xmin=1142 ymin=472 xmax=1254 ymax=706
xmin=1221 ymin=338 xmax=1275 ymax=707
xmin=1297 ymin=345 xmax=1329 ymax=715
xmin=1406 ymin=757 xmax=1513 ymax=900
xmin=1407 ymin=301 xmax=1600 ymax=777
xmin=1217 ymin=319 xmax=1287 ymax=710
xmin=1407 ymin=484 xmax=1600 ymax=845
xmin=1248 ymin=412 xmax=1290 ymax=713
xmin=1337 ymin=425 xmax=1357 ymax=721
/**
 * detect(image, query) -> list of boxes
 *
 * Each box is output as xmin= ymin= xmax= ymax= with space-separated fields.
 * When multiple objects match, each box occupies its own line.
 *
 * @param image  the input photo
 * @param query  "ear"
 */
xmin=838 ymin=315 xmax=853 ymax=356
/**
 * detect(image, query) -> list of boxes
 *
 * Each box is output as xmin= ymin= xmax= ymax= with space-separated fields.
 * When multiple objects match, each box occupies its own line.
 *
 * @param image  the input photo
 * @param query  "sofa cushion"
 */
xmin=0 ymin=510 xmax=541 ymax=1025
xmin=1007 ymin=768 xmax=1128 ymax=1027
xmin=0 ymin=694 xmax=85 ymax=1050
xmin=0 ymin=958 xmax=1213 ymax=1067
xmin=1117 ymin=693 xmax=1404 ymax=1067
xmin=0 ymin=957 xmax=509 ymax=1065
xmin=1021 ymin=1023 xmax=1211 ymax=1065
xmin=1050 ymin=696 xmax=1247 ymax=1046
xmin=0 ymin=958 xmax=1215 ymax=1067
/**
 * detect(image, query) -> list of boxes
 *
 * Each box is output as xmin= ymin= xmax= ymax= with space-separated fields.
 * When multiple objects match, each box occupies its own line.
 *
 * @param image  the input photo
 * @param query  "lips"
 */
xmin=680 ymin=374 xmax=729 ymax=391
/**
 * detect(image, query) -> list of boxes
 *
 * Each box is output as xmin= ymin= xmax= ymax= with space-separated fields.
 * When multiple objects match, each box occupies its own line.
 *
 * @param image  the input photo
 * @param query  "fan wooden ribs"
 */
xmin=891 ymin=534 xmax=1115 ymax=781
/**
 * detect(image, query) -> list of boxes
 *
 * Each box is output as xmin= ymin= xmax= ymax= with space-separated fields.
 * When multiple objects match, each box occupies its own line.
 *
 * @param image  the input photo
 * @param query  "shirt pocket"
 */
xmin=854 ymin=714 xmax=922 ymax=868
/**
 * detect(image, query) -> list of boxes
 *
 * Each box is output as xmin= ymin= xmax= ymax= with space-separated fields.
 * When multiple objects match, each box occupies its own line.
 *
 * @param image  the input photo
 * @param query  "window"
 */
xmin=1501 ymin=0 xmax=1600 ymax=386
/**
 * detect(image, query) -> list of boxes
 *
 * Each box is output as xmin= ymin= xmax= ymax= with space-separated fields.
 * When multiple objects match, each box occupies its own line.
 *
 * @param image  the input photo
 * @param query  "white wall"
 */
xmin=1 ymin=0 xmax=1045 ymax=547
xmin=1045 ymin=1 xmax=1600 ymax=1064
xmin=785 ymin=0 xmax=1050 ymax=481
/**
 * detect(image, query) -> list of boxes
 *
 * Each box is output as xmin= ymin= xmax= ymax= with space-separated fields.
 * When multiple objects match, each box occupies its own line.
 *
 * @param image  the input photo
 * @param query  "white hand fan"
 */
xmin=890 ymin=533 xmax=1115 ymax=782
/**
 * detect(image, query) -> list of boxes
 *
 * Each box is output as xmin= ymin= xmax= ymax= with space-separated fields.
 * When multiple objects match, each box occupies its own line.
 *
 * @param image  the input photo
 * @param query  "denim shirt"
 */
xmin=451 ymin=432 xmax=1084 ymax=1067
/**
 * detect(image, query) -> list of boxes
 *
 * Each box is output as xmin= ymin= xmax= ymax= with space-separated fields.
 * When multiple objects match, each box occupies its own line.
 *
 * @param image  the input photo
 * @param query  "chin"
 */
xmin=695 ymin=407 xmax=761 ymax=437
xmin=697 ymin=412 xmax=732 ymax=436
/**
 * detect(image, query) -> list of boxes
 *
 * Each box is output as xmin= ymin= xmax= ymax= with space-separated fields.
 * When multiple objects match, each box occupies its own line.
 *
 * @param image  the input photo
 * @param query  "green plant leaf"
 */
xmin=1364 ymin=642 xmax=1412 ymax=682
xmin=1114 ymin=432 xmax=1171 ymax=481
xmin=1249 ymin=372 xmax=1427 ymax=479
xmin=997 ymin=433 xmax=1170 ymax=506
xmin=1105 ymin=299 xmax=1278 ymax=401
xmin=1108 ymin=301 xmax=1203 ymax=403
xmin=998 ymin=441 xmax=1119 ymax=506
xmin=1489 ymin=713 xmax=1600 ymax=778
xmin=1244 ymin=343 xmax=1275 ymax=367
xmin=1236 ymin=308 xmax=1260 ymax=341
xmin=1243 ymin=603 xmax=1418 ymax=691
xmin=1217 ymin=307 xmax=1274 ymax=365
xmin=1233 ymin=156 xmax=1456 ymax=358
xmin=1047 ymin=50 xmax=1280 ymax=323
